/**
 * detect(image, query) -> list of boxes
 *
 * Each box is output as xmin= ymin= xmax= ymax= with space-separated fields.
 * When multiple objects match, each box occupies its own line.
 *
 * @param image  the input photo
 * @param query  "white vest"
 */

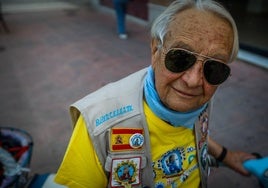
xmin=70 ymin=67 xmax=211 ymax=188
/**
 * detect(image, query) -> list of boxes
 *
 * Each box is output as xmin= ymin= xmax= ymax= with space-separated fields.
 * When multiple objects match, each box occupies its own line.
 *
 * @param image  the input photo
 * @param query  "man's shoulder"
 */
xmin=69 ymin=67 xmax=148 ymax=131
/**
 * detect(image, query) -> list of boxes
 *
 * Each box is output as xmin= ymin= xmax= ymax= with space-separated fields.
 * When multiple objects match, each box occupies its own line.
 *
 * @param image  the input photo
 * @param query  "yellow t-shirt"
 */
xmin=55 ymin=102 xmax=200 ymax=187
xmin=54 ymin=115 xmax=108 ymax=187
xmin=144 ymin=101 xmax=200 ymax=187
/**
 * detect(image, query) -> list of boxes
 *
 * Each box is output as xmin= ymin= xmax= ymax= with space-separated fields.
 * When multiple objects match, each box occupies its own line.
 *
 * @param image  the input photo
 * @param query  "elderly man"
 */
xmin=55 ymin=0 xmax=254 ymax=187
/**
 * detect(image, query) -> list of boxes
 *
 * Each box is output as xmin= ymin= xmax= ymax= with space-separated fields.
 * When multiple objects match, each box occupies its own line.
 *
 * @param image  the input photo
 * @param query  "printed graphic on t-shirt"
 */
xmin=153 ymin=146 xmax=198 ymax=187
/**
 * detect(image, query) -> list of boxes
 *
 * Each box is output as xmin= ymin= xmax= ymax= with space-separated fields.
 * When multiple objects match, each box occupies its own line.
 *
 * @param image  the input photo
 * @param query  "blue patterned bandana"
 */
xmin=144 ymin=66 xmax=207 ymax=129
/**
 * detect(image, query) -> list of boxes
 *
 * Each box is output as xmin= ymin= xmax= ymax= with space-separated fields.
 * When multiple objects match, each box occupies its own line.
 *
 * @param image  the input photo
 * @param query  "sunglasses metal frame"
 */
xmin=162 ymin=47 xmax=231 ymax=85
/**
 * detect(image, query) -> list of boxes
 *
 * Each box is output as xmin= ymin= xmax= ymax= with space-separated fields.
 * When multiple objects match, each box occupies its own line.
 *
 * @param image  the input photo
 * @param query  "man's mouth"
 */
xmin=172 ymin=86 xmax=200 ymax=98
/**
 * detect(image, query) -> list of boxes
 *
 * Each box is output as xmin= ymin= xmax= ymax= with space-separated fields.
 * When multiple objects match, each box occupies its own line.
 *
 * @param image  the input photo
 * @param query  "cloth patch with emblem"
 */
xmin=110 ymin=157 xmax=141 ymax=188
xmin=110 ymin=128 xmax=144 ymax=152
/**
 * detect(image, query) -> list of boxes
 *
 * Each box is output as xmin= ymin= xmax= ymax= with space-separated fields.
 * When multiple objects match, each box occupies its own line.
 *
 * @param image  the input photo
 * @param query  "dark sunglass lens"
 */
xmin=165 ymin=49 xmax=196 ymax=73
xmin=204 ymin=60 xmax=230 ymax=85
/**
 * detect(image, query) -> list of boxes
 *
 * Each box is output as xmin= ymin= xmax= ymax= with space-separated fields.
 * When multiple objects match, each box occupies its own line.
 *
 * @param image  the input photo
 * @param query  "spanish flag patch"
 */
xmin=110 ymin=128 xmax=144 ymax=152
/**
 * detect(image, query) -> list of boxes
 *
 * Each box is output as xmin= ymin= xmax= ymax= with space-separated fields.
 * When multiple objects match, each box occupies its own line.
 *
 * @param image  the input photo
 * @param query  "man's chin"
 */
xmin=165 ymin=102 xmax=199 ymax=113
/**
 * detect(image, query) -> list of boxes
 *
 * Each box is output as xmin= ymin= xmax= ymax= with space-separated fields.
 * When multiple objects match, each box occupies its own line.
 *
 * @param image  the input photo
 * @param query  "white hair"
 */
xmin=151 ymin=0 xmax=239 ymax=63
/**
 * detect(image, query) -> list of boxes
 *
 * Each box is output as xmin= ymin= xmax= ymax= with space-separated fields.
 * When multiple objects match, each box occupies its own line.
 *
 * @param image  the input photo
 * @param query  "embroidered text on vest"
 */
xmin=95 ymin=105 xmax=134 ymax=126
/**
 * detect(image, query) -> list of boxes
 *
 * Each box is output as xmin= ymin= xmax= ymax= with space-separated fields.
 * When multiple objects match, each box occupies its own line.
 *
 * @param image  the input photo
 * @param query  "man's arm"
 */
xmin=207 ymin=136 xmax=255 ymax=176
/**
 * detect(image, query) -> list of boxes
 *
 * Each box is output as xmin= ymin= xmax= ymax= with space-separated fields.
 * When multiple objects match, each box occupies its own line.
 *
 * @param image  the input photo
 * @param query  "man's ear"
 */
xmin=151 ymin=38 xmax=159 ymax=55
xmin=151 ymin=38 xmax=161 ymax=67
xmin=151 ymin=38 xmax=159 ymax=68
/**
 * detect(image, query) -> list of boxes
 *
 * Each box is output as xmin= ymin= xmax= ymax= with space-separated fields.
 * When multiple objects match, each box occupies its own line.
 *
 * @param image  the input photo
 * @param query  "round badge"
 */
xmin=129 ymin=133 xmax=144 ymax=149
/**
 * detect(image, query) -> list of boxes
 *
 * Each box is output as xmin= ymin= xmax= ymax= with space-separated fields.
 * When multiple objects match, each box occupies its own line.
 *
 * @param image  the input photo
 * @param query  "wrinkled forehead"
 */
xmin=167 ymin=8 xmax=232 ymax=38
xmin=164 ymin=8 xmax=233 ymax=58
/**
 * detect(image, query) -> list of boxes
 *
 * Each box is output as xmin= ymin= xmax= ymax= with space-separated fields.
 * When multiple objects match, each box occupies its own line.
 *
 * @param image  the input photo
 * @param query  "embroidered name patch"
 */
xmin=111 ymin=128 xmax=144 ymax=152
xmin=95 ymin=105 xmax=134 ymax=127
xmin=110 ymin=157 xmax=141 ymax=188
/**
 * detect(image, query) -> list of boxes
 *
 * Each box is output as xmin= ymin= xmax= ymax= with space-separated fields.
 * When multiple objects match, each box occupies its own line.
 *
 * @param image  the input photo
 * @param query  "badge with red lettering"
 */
xmin=110 ymin=128 xmax=144 ymax=152
xmin=110 ymin=157 xmax=141 ymax=188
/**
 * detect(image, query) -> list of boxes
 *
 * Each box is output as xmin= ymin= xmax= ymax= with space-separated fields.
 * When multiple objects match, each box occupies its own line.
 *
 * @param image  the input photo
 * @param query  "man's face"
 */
xmin=151 ymin=8 xmax=234 ymax=112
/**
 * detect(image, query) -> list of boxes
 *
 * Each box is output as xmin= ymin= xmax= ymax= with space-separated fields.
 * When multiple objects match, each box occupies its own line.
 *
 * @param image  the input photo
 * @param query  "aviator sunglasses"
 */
xmin=164 ymin=48 xmax=231 ymax=85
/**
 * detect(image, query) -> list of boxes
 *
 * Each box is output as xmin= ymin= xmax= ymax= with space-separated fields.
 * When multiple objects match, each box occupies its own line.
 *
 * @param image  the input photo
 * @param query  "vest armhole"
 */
xmin=70 ymin=106 xmax=81 ymax=129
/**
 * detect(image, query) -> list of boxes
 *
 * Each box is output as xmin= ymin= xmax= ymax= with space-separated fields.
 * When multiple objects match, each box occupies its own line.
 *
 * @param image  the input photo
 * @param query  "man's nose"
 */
xmin=181 ymin=60 xmax=203 ymax=87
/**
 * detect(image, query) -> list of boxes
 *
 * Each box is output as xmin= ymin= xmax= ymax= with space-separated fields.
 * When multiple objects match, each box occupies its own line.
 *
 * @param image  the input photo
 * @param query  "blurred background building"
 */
xmin=2 ymin=0 xmax=267 ymax=67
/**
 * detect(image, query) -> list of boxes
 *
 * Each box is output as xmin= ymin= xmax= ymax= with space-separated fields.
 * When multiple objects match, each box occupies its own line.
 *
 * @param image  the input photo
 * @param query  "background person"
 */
xmin=113 ymin=0 xmax=129 ymax=39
